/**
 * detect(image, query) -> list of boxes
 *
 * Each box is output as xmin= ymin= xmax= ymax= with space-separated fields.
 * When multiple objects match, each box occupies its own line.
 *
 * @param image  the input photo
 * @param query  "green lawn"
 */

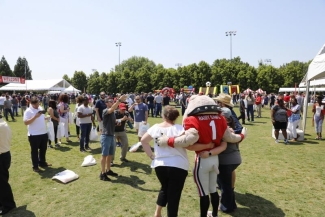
xmin=4 ymin=105 xmax=325 ymax=217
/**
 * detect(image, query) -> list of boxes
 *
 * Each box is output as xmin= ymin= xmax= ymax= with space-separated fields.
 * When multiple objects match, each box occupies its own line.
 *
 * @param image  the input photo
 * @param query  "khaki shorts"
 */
xmin=134 ymin=121 xmax=141 ymax=130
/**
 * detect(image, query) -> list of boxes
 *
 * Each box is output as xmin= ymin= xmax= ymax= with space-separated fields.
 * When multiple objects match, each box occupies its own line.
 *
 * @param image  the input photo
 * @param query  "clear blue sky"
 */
xmin=1 ymin=0 xmax=324 ymax=80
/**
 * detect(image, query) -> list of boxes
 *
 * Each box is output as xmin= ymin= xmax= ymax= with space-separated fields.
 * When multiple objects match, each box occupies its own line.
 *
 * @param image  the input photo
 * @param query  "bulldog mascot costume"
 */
xmin=157 ymin=95 xmax=247 ymax=217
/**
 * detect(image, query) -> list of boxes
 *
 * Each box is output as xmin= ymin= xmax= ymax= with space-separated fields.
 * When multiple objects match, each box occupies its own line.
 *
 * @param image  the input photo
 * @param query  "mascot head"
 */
xmin=182 ymin=95 xmax=221 ymax=122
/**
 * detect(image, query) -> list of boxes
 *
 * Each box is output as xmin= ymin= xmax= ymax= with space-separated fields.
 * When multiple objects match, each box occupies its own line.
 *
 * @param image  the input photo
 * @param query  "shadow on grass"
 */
xmin=5 ymin=205 xmax=36 ymax=217
xmin=229 ymin=192 xmax=285 ymax=217
xmin=38 ymin=166 xmax=67 ymax=179
xmin=89 ymin=147 xmax=102 ymax=155
xmin=300 ymin=140 xmax=320 ymax=145
xmin=54 ymin=146 xmax=72 ymax=152
xmin=250 ymin=121 xmax=267 ymax=124
xmin=114 ymin=160 xmax=153 ymax=175
xmin=111 ymin=175 xmax=158 ymax=192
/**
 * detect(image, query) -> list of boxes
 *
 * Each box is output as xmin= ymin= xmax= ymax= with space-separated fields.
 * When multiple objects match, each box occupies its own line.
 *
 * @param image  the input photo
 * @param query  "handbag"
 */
xmin=138 ymin=122 xmax=150 ymax=137
xmin=57 ymin=122 xmax=65 ymax=139
xmin=89 ymin=127 xmax=99 ymax=141
xmin=47 ymin=121 xmax=55 ymax=141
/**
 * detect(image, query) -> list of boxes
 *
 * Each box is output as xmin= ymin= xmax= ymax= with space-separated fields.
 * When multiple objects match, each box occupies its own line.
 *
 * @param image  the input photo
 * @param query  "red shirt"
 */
xmin=255 ymin=96 xmax=262 ymax=105
xmin=184 ymin=114 xmax=228 ymax=154
xmin=283 ymin=95 xmax=290 ymax=102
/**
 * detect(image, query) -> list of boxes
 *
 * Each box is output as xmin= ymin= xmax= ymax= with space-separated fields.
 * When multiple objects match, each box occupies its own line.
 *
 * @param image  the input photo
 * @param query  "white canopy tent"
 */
xmin=0 ymin=79 xmax=76 ymax=92
xmin=63 ymin=85 xmax=81 ymax=94
xmin=279 ymin=87 xmax=325 ymax=92
xmin=301 ymin=44 xmax=325 ymax=132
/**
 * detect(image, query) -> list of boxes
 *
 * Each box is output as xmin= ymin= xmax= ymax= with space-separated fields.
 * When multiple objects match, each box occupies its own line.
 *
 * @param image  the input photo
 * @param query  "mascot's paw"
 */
xmin=155 ymin=135 xmax=169 ymax=147
xmin=241 ymin=127 xmax=247 ymax=138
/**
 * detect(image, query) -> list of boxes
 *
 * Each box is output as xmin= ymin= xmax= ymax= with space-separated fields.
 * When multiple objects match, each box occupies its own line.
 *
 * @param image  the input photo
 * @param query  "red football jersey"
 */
xmin=184 ymin=114 xmax=228 ymax=154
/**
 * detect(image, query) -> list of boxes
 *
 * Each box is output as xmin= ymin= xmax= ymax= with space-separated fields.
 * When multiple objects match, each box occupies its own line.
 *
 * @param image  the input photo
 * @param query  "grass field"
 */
xmin=3 ymin=105 xmax=325 ymax=217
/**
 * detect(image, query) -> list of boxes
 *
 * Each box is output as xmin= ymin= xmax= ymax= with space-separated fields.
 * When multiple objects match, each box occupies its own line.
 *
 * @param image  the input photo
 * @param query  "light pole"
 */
xmin=115 ymin=42 xmax=122 ymax=72
xmin=175 ymin=63 xmax=182 ymax=67
xmin=225 ymin=31 xmax=237 ymax=60
xmin=24 ymin=56 xmax=27 ymax=93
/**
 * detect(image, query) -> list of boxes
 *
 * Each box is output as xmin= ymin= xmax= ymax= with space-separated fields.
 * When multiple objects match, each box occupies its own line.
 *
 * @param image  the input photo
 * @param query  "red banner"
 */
xmin=0 ymin=76 xmax=25 ymax=84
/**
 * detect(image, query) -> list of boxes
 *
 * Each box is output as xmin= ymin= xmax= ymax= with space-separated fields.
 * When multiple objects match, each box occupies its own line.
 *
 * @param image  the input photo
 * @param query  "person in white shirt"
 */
xmin=154 ymin=94 xmax=163 ymax=118
xmin=141 ymin=106 xmax=209 ymax=217
xmin=0 ymin=113 xmax=16 ymax=215
xmin=0 ymin=93 xmax=6 ymax=114
xmin=77 ymin=97 xmax=95 ymax=152
xmin=23 ymin=96 xmax=51 ymax=173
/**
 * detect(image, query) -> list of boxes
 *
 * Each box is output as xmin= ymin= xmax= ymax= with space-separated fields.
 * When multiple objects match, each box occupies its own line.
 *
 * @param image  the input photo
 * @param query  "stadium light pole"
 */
xmin=175 ymin=63 xmax=182 ymax=67
xmin=225 ymin=31 xmax=237 ymax=60
xmin=115 ymin=42 xmax=122 ymax=72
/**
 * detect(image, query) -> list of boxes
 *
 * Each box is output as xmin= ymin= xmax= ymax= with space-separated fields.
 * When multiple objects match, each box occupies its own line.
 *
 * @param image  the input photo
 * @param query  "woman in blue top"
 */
xmin=287 ymin=97 xmax=301 ymax=141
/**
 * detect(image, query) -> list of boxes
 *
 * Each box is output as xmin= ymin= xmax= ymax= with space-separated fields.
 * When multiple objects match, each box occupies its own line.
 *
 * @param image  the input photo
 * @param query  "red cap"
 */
xmin=119 ymin=103 xmax=126 ymax=110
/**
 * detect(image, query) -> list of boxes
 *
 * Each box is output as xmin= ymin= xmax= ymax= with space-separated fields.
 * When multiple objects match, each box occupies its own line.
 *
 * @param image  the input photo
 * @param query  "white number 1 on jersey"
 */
xmin=209 ymin=120 xmax=216 ymax=140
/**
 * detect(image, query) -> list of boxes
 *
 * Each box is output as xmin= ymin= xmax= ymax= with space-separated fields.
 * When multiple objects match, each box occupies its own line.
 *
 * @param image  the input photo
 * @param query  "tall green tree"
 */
xmin=87 ymin=71 xmax=100 ymax=94
xmin=71 ymin=71 xmax=87 ymax=93
xmin=135 ymin=64 xmax=153 ymax=92
xmin=62 ymin=74 xmax=72 ymax=84
xmin=256 ymin=65 xmax=283 ymax=93
xmin=13 ymin=57 xmax=32 ymax=79
xmin=98 ymin=72 xmax=109 ymax=93
xmin=106 ymin=72 xmax=120 ymax=94
xmin=279 ymin=61 xmax=308 ymax=87
xmin=0 ymin=56 xmax=13 ymax=76
xmin=151 ymin=64 xmax=166 ymax=90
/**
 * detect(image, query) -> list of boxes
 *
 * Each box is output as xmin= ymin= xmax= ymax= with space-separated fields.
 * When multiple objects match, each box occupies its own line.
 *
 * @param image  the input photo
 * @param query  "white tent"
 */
xmin=301 ymin=44 xmax=325 ymax=132
xmin=0 ymin=79 xmax=72 ymax=92
xmin=279 ymin=87 xmax=325 ymax=92
xmin=63 ymin=85 xmax=81 ymax=94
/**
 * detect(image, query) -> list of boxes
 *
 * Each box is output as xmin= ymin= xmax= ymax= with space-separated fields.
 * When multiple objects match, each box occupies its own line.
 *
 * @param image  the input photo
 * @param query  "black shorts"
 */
xmin=273 ymin=121 xmax=287 ymax=130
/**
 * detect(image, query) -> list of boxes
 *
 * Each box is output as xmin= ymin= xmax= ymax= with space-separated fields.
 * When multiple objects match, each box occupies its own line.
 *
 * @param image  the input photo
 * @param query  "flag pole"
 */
xmin=25 ymin=57 xmax=27 ymax=94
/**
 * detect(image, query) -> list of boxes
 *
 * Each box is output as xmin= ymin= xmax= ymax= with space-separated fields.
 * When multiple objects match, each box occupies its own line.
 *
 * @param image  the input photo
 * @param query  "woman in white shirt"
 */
xmin=312 ymin=96 xmax=324 ymax=140
xmin=141 ymin=106 xmax=208 ymax=217
xmin=77 ymin=97 xmax=95 ymax=152
xmin=74 ymin=96 xmax=84 ymax=141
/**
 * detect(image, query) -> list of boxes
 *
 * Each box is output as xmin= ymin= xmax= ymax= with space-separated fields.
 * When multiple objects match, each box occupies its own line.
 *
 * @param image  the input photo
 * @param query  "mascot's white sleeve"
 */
xmin=156 ymin=128 xmax=199 ymax=148
xmin=222 ymin=127 xmax=246 ymax=143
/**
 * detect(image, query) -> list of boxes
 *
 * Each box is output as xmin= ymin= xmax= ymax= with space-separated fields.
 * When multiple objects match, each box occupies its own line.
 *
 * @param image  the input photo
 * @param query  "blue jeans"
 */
xmin=155 ymin=103 xmax=162 ymax=117
xmin=246 ymin=105 xmax=254 ymax=121
xmin=148 ymin=104 xmax=155 ymax=117
xmin=126 ymin=120 xmax=133 ymax=129
xmin=12 ymin=105 xmax=18 ymax=116
xmin=4 ymin=109 xmax=14 ymax=121
xmin=80 ymin=123 xmax=92 ymax=150
xmin=43 ymin=103 xmax=48 ymax=113
xmin=217 ymin=164 xmax=240 ymax=213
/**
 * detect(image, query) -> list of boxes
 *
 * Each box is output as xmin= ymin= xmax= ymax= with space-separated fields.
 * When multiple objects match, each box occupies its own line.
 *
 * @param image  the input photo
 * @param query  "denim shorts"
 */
xmin=100 ymin=135 xmax=116 ymax=156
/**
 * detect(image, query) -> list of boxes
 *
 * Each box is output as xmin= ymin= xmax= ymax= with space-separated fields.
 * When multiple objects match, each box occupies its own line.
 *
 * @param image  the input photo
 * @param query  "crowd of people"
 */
xmin=0 ymin=88 xmax=323 ymax=216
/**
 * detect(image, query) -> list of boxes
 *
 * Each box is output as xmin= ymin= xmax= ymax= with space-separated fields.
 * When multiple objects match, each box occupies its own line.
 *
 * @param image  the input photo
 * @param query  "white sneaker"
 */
xmin=275 ymin=139 xmax=279 ymax=143
xmin=207 ymin=211 xmax=216 ymax=217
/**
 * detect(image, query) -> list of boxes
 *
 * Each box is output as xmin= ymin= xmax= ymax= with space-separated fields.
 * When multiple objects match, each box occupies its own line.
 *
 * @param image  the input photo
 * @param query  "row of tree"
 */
xmin=0 ymin=56 xmax=32 ymax=79
xmin=0 ymin=55 xmax=309 ymax=94
xmin=63 ymin=56 xmax=310 ymax=94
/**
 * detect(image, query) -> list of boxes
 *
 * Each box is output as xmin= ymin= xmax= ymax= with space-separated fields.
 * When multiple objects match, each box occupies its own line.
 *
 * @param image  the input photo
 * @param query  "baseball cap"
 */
xmin=119 ymin=103 xmax=127 ymax=110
